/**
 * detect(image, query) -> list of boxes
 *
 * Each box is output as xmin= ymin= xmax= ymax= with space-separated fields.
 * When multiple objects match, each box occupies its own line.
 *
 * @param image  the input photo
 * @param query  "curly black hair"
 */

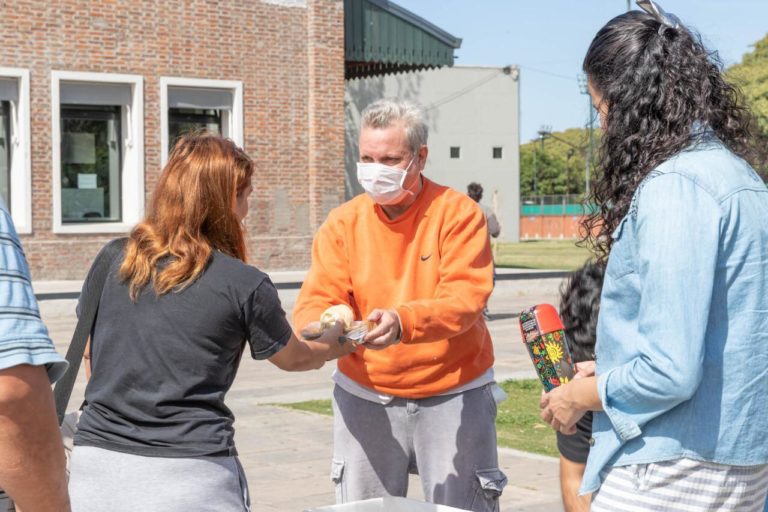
xmin=559 ymin=262 xmax=604 ymax=363
xmin=582 ymin=10 xmax=757 ymax=261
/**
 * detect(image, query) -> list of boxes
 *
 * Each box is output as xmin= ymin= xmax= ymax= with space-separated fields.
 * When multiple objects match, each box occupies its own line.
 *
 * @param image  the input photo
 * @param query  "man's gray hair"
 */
xmin=361 ymin=98 xmax=428 ymax=154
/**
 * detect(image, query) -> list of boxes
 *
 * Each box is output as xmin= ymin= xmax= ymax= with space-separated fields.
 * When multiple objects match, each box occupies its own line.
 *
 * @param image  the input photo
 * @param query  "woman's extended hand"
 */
xmin=270 ymin=321 xmax=357 ymax=372
xmin=540 ymin=377 xmax=600 ymax=435
xmin=314 ymin=321 xmax=358 ymax=359
xmin=574 ymin=360 xmax=596 ymax=379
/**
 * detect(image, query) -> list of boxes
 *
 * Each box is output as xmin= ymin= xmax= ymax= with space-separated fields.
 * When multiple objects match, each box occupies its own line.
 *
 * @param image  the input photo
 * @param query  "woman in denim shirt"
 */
xmin=540 ymin=2 xmax=768 ymax=510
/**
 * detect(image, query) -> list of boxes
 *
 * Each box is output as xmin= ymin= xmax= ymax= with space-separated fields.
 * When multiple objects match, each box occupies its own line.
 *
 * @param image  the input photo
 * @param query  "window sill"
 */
xmin=53 ymin=222 xmax=133 ymax=234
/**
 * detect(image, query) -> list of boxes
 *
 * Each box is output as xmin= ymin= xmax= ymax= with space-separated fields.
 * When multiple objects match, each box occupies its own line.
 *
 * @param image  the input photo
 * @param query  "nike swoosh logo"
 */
xmin=420 ymin=254 xmax=431 ymax=261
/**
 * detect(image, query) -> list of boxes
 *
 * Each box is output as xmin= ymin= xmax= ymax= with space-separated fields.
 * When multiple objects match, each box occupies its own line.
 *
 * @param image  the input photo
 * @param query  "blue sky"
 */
xmin=394 ymin=0 xmax=768 ymax=143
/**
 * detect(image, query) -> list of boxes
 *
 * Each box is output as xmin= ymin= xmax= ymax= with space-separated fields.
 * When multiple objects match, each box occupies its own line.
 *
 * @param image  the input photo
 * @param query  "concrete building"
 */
xmin=345 ymin=65 xmax=521 ymax=242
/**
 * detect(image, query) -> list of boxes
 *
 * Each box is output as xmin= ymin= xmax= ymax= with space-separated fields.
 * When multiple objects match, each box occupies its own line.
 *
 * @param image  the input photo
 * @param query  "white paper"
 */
xmin=77 ymin=173 xmax=98 ymax=189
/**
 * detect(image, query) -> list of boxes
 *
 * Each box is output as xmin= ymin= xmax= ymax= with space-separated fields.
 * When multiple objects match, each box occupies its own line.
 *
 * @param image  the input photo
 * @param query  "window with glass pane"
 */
xmin=60 ymin=105 xmax=122 ymax=223
xmin=167 ymin=87 xmax=232 ymax=155
xmin=450 ymin=146 xmax=460 ymax=159
xmin=493 ymin=147 xmax=503 ymax=159
xmin=168 ymin=108 xmax=222 ymax=152
xmin=0 ymin=101 xmax=10 ymax=208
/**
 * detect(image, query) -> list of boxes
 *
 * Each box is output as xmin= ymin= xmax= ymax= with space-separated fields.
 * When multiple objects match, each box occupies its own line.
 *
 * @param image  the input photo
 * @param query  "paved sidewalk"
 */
xmin=40 ymin=277 xmax=567 ymax=511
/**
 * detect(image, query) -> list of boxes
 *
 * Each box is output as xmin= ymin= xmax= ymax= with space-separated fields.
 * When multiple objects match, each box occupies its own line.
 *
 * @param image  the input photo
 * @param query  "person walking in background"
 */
xmin=556 ymin=262 xmax=604 ymax=512
xmin=540 ymin=1 xmax=768 ymax=510
xmin=0 ymin=201 xmax=70 ymax=512
xmin=466 ymin=182 xmax=500 ymax=239
xmin=467 ymin=182 xmax=500 ymax=320
xmin=68 ymin=135 xmax=355 ymax=512
xmin=294 ymin=99 xmax=506 ymax=511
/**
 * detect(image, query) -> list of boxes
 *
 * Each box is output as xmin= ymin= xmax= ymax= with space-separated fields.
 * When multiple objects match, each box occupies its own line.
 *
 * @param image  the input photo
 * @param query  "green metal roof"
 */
xmin=345 ymin=0 xmax=462 ymax=79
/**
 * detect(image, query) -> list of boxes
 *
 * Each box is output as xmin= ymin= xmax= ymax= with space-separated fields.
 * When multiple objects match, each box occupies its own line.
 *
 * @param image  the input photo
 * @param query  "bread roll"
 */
xmin=320 ymin=304 xmax=354 ymax=330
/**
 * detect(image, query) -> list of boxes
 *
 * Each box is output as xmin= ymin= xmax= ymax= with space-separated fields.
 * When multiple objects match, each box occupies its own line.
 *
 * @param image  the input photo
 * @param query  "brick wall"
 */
xmin=0 ymin=0 xmax=345 ymax=279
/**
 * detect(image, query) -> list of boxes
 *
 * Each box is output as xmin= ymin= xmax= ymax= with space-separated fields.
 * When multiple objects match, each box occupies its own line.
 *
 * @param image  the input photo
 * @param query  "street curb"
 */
xmin=496 ymin=270 xmax=569 ymax=281
xmin=34 ymin=270 xmax=569 ymax=301
xmin=34 ymin=280 xmax=306 ymax=301
xmin=497 ymin=447 xmax=560 ymax=463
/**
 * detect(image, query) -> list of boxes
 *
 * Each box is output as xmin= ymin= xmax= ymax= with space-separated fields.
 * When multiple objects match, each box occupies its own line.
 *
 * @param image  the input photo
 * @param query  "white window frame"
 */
xmin=0 ymin=68 xmax=32 ymax=234
xmin=160 ymin=77 xmax=243 ymax=167
xmin=51 ymin=71 xmax=144 ymax=234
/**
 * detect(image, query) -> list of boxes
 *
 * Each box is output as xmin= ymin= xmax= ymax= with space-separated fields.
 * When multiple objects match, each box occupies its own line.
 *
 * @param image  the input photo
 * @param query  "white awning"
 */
xmin=168 ymin=87 xmax=233 ymax=110
xmin=60 ymin=82 xmax=132 ymax=106
xmin=0 ymin=79 xmax=18 ymax=102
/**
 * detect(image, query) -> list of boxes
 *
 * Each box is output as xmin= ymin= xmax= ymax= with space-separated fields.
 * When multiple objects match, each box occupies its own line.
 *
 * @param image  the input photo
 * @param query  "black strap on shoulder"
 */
xmin=53 ymin=238 xmax=128 ymax=424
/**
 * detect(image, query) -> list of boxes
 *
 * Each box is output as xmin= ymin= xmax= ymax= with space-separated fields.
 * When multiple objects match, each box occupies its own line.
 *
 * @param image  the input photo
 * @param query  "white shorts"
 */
xmin=591 ymin=458 xmax=768 ymax=512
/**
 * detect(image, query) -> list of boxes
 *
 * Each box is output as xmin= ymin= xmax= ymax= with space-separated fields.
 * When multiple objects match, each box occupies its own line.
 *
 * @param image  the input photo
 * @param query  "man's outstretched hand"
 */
xmin=363 ymin=309 xmax=402 ymax=350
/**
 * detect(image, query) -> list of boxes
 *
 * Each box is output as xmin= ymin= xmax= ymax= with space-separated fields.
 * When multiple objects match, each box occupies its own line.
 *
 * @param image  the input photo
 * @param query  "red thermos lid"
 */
xmin=534 ymin=304 xmax=565 ymax=334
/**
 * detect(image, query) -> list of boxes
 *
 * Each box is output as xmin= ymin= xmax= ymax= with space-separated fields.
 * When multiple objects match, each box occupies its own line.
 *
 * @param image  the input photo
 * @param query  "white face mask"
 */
xmin=356 ymin=156 xmax=417 ymax=205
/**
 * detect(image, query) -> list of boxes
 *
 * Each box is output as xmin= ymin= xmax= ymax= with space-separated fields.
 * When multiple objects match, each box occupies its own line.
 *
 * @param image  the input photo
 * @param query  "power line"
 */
xmin=517 ymin=65 xmax=577 ymax=82
xmin=424 ymin=68 xmax=511 ymax=111
xmin=423 ymin=64 xmax=576 ymax=114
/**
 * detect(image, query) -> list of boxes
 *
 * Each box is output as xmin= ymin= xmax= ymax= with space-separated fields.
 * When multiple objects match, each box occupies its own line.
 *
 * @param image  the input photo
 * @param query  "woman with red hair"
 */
xmin=68 ymin=134 xmax=353 ymax=511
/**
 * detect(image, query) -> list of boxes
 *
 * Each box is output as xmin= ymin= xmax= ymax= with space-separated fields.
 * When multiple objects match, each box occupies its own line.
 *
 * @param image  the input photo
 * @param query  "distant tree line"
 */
xmin=727 ymin=34 xmax=768 ymax=180
xmin=519 ymin=128 xmax=601 ymax=199
xmin=521 ymin=33 xmax=768 ymax=198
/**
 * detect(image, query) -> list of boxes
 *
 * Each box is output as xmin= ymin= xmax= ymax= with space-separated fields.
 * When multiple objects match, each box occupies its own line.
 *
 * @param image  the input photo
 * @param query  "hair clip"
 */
xmin=636 ymin=0 xmax=681 ymax=32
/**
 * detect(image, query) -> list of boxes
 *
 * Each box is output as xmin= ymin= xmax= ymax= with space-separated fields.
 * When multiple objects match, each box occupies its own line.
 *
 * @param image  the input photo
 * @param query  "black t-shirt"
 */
xmin=556 ymin=411 xmax=593 ymax=463
xmin=74 ymin=248 xmax=292 ymax=458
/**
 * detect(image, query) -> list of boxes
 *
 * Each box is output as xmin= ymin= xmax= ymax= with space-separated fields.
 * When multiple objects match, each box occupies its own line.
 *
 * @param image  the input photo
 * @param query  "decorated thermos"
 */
xmin=518 ymin=304 xmax=576 ymax=391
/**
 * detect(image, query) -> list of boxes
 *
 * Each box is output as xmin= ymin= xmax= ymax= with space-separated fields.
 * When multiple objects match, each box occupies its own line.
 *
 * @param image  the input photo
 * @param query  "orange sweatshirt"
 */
xmin=293 ymin=177 xmax=495 ymax=398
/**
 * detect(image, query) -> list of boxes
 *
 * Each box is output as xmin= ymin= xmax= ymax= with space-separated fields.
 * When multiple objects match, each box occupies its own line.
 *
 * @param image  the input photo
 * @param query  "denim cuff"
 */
xmin=0 ymin=350 xmax=69 ymax=384
xmin=597 ymin=369 xmax=643 ymax=442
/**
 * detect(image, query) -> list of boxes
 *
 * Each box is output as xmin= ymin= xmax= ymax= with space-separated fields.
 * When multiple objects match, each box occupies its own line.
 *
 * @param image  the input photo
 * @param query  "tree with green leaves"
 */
xmin=520 ymin=128 xmax=601 ymax=198
xmin=521 ymin=34 xmax=768 ymax=198
xmin=728 ymin=34 xmax=768 ymax=179
xmin=728 ymin=34 xmax=768 ymax=132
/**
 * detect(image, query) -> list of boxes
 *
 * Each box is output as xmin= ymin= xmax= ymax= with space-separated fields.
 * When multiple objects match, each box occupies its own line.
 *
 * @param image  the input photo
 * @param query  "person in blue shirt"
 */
xmin=540 ymin=1 xmax=768 ymax=510
xmin=0 ymin=200 xmax=70 ymax=511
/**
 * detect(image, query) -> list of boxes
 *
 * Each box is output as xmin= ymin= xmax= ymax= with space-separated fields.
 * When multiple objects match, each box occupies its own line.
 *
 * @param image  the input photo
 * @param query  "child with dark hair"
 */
xmin=556 ymin=262 xmax=603 ymax=512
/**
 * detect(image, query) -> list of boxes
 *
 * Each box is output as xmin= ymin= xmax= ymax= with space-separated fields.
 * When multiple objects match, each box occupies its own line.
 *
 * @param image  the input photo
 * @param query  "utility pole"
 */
xmin=535 ymin=125 xmax=551 ymax=199
xmin=565 ymin=148 xmax=575 ymax=198
xmin=532 ymin=141 xmax=538 ymax=198
xmin=537 ymin=128 xmax=589 ymax=198
xmin=627 ymin=0 xmax=631 ymax=11
xmin=577 ymin=74 xmax=593 ymax=197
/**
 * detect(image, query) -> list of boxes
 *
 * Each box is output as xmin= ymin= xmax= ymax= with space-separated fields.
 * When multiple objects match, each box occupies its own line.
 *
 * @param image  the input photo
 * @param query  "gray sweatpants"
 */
xmin=331 ymin=384 xmax=507 ymax=511
xmin=69 ymin=446 xmax=250 ymax=512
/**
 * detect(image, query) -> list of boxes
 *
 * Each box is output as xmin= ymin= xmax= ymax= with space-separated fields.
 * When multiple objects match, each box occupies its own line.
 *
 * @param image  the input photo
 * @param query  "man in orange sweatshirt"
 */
xmin=294 ymin=98 xmax=507 ymax=511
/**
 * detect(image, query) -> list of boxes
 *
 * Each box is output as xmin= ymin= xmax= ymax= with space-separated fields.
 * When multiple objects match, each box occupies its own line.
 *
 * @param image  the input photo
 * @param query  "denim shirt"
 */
xmin=581 ymin=134 xmax=768 ymax=494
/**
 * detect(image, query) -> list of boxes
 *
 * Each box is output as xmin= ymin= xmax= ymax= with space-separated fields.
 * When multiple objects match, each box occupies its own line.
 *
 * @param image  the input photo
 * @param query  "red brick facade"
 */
xmin=0 ymin=0 xmax=345 ymax=279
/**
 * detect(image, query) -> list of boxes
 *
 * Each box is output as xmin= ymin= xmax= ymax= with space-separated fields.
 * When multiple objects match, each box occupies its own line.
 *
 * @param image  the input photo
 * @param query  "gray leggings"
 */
xmin=331 ymin=384 xmax=507 ymax=512
xmin=69 ymin=446 xmax=250 ymax=512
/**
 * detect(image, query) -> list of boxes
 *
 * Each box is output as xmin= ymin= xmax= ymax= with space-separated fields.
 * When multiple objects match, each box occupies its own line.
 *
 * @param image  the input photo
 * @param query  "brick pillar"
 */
xmin=307 ymin=0 xmax=345 ymax=230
